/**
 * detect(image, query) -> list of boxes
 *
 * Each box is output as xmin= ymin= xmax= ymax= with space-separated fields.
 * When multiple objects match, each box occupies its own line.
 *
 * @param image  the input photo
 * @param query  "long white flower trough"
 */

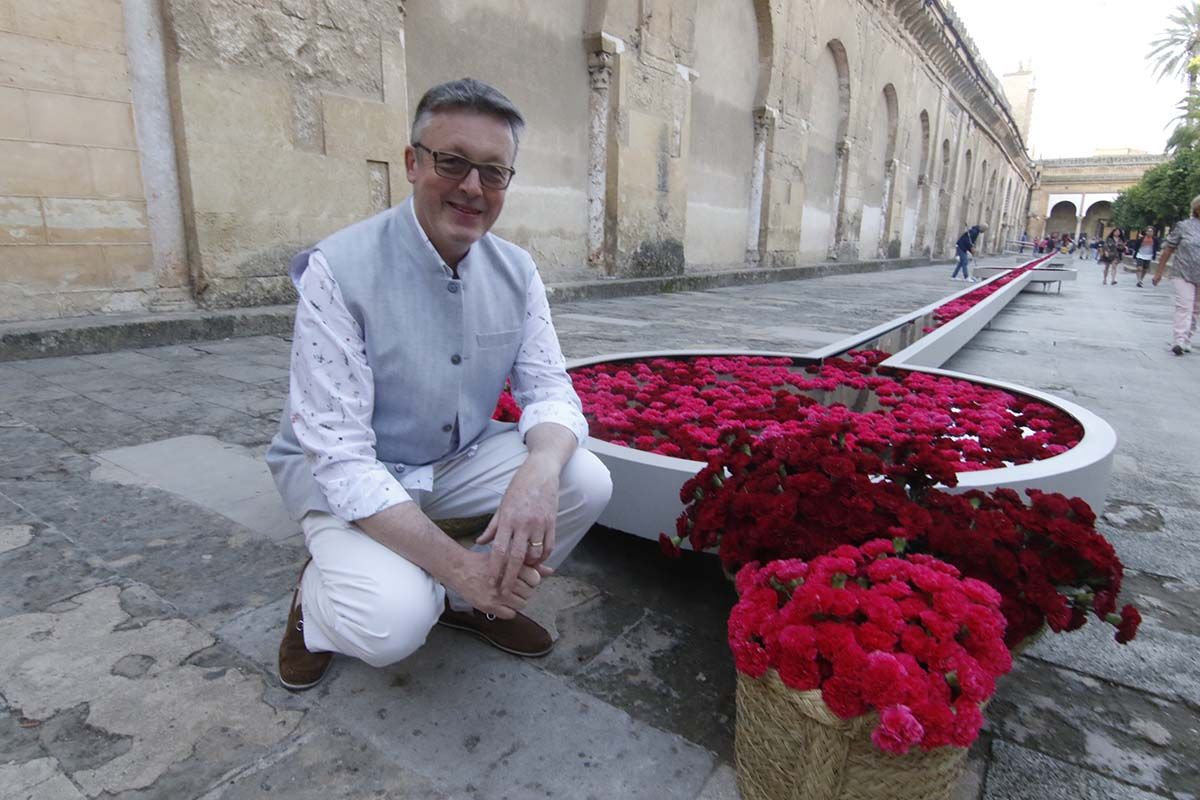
xmin=571 ymin=256 xmax=1117 ymax=540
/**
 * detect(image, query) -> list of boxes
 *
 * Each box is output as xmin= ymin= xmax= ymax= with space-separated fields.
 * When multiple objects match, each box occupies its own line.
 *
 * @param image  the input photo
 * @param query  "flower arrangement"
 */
xmin=728 ymin=539 xmax=1013 ymax=753
xmin=529 ymin=351 xmax=1082 ymax=470
xmin=665 ymin=421 xmax=1141 ymax=649
xmin=928 ymin=261 xmax=1039 ymax=329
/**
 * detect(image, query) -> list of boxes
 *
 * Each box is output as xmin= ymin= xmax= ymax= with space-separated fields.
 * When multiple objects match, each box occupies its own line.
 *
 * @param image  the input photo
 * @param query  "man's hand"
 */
xmin=356 ymin=501 xmax=551 ymax=620
xmin=477 ymin=423 xmax=577 ymax=596
xmin=477 ymin=452 xmax=561 ymax=595
xmin=452 ymin=549 xmax=553 ymax=619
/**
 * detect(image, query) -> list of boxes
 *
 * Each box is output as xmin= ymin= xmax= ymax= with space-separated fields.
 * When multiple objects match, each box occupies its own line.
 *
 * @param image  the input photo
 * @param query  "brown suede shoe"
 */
xmin=438 ymin=605 xmax=553 ymax=657
xmin=278 ymin=560 xmax=333 ymax=691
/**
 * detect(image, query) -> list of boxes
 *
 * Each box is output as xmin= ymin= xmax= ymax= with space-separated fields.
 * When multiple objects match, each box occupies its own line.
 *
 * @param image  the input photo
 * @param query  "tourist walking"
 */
xmin=953 ymin=223 xmax=988 ymax=281
xmin=1099 ymin=229 xmax=1124 ymax=285
xmin=267 ymin=78 xmax=612 ymax=691
xmin=1132 ymin=227 xmax=1161 ymax=287
xmin=1077 ymin=233 xmax=1089 ymax=259
xmin=1152 ymin=196 xmax=1200 ymax=355
xmin=1019 ymin=231 xmax=1030 ymax=253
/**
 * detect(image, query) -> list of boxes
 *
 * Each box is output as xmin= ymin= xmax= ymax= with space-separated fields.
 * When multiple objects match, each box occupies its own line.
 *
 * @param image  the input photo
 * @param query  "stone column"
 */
xmin=123 ymin=0 xmax=190 ymax=300
xmin=586 ymin=47 xmax=615 ymax=272
xmin=829 ymin=139 xmax=851 ymax=259
xmin=878 ymin=158 xmax=898 ymax=258
xmin=745 ymin=106 xmax=775 ymax=266
xmin=915 ymin=173 xmax=929 ymax=253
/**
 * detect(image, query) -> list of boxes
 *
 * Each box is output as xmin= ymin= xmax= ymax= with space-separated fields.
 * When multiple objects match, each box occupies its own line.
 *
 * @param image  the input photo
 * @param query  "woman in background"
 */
xmin=1153 ymin=198 xmax=1200 ymax=355
xmin=1133 ymin=226 xmax=1161 ymax=287
xmin=1100 ymin=228 xmax=1125 ymax=285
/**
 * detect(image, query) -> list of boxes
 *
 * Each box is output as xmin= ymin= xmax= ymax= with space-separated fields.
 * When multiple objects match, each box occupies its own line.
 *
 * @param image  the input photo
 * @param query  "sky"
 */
xmin=950 ymin=0 xmax=1186 ymax=158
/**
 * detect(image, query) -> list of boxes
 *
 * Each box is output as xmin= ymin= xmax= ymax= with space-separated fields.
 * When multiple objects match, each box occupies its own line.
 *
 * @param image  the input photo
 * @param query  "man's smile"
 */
xmin=447 ymin=201 xmax=483 ymax=216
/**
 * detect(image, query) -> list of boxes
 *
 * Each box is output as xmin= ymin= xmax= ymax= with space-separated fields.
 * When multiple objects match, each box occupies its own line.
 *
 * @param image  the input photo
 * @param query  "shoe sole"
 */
xmin=437 ymin=618 xmax=554 ymax=658
xmin=279 ymin=670 xmax=330 ymax=691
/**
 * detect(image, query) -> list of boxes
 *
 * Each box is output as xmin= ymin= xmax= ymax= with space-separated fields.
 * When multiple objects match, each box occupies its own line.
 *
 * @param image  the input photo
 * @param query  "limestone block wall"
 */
xmin=0 ymin=0 xmax=1037 ymax=320
xmin=161 ymin=0 xmax=410 ymax=308
xmin=0 ymin=0 xmax=172 ymax=322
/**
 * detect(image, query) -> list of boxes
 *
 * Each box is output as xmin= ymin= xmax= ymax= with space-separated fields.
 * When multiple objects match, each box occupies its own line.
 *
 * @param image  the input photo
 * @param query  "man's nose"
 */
xmin=458 ymin=166 xmax=483 ymax=195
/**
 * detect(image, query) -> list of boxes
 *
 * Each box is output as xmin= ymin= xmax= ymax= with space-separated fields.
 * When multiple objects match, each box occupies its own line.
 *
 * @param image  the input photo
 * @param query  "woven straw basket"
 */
xmin=735 ymin=670 xmax=967 ymax=800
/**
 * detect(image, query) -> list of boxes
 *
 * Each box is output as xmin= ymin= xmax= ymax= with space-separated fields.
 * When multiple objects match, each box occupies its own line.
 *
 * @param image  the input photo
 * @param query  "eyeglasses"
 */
xmin=412 ymin=142 xmax=516 ymax=190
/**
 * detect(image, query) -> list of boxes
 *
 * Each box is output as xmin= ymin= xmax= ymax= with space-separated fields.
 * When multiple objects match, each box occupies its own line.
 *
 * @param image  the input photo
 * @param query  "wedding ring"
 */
xmin=529 ymin=540 xmax=544 ymax=548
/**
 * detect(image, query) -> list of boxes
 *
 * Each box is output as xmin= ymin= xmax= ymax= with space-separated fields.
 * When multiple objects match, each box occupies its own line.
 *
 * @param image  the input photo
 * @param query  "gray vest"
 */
xmin=267 ymin=199 xmax=533 ymax=520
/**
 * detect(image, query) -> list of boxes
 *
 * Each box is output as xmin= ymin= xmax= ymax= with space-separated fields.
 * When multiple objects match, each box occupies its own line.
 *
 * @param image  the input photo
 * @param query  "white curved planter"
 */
xmin=568 ymin=254 xmax=1117 ymax=539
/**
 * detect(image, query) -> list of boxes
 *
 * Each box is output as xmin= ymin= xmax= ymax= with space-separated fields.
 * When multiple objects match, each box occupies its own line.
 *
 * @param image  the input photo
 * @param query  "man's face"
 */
xmin=405 ymin=110 xmax=516 ymax=266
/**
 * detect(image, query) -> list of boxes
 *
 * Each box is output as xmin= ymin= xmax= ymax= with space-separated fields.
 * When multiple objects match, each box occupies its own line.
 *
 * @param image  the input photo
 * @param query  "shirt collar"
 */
xmin=405 ymin=199 xmax=475 ymax=277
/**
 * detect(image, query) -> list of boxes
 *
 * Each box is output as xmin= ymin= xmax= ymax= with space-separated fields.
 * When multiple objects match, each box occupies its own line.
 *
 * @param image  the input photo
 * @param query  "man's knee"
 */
xmin=335 ymin=578 xmax=443 ymax=668
xmin=561 ymin=448 xmax=613 ymax=519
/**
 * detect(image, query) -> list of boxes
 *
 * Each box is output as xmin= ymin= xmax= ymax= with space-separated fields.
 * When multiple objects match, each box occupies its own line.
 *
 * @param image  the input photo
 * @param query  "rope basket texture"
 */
xmin=735 ymin=670 xmax=967 ymax=800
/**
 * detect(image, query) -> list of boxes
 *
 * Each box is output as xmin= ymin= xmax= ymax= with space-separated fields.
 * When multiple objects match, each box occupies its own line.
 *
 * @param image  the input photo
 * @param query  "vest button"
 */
xmin=447 ymin=282 xmax=459 ymax=294
xmin=442 ymin=423 xmax=453 ymax=433
xmin=450 ymin=354 xmax=462 ymax=365
xmin=393 ymin=464 xmax=405 ymax=473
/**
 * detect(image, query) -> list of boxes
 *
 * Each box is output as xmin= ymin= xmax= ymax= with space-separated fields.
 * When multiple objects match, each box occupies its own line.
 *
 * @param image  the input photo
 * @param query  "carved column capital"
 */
xmin=588 ymin=50 xmax=614 ymax=90
xmin=836 ymin=139 xmax=851 ymax=158
xmin=752 ymin=106 xmax=778 ymax=136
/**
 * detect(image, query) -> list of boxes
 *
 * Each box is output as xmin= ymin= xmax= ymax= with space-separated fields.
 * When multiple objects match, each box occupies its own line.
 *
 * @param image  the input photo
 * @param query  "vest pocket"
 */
xmin=476 ymin=328 xmax=521 ymax=349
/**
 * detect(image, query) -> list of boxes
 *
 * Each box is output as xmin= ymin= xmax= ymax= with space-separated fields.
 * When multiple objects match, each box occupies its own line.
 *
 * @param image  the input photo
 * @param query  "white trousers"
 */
xmin=298 ymin=430 xmax=612 ymax=667
xmin=1173 ymin=277 xmax=1200 ymax=346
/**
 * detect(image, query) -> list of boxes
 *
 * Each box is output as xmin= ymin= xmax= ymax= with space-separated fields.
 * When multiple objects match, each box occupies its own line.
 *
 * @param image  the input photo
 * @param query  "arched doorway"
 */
xmin=684 ymin=0 xmax=760 ymax=268
xmin=1082 ymin=200 xmax=1113 ymax=239
xmin=912 ymin=109 xmax=932 ymax=253
xmin=1047 ymin=200 xmax=1078 ymax=237
xmin=933 ymin=139 xmax=952 ymax=255
xmin=799 ymin=40 xmax=851 ymax=259
xmin=859 ymin=84 xmax=898 ymax=257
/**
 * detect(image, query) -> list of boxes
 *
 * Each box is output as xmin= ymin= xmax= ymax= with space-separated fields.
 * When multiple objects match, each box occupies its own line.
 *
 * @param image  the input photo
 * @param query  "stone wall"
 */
xmin=0 ymin=0 xmax=1036 ymax=321
xmin=0 ymin=0 xmax=180 ymax=322
xmin=1027 ymin=155 xmax=1166 ymax=240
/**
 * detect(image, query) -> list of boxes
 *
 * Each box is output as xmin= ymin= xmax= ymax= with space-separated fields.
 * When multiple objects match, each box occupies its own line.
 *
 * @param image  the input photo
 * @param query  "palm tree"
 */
xmin=1149 ymin=3 xmax=1200 ymax=91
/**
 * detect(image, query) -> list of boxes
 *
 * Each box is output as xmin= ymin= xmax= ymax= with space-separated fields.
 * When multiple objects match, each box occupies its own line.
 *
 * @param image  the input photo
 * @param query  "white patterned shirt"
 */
xmin=286 ymin=207 xmax=588 ymax=522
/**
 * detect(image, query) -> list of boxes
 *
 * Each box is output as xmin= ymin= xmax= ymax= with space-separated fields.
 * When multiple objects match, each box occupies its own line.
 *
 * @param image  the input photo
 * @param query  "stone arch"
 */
xmin=913 ymin=109 xmax=932 ymax=251
xmin=989 ymin=169 xmax=1003 ymax=248
xmin=1082 ymin=200 xmax=1112 ymax=238
xmin=933 ymin=138 xmax=952 ymax=254
xmin=750 ymin=0 xmax=775 ymax=107
xmin=1047 ymin=200 xmax=1077 ymax=236
xmin=861 ymin=83 xmax=899 ymax=257
xmin=406 ymin=1 xmax=591 ymax=270
xmin=1000 ymin=177 xmax=1014 ymax=250
xmin=799 ymin=39 xmax=853 ymax=259
xmin=973 ymin=159 xmax=987 ymax=226
xmin=982 ymin=169 xmax=998 ymax=252
xmin=685 ymin=0 xmax=760 ymax=268
xmin=959 ymin=149 xmax=974 ymax=231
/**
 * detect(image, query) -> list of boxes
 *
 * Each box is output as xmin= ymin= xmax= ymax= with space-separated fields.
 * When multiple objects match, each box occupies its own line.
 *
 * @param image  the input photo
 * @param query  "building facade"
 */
xmin=1028 ymin=154 xmax=1167 ymax=241
xmin=0 ymin=0 xmax=1034 ymax=323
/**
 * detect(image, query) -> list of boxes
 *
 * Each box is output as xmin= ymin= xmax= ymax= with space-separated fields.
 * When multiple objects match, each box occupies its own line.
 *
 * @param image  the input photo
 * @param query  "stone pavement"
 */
xmin=0 ymin=256 xmax=1196 ymax=799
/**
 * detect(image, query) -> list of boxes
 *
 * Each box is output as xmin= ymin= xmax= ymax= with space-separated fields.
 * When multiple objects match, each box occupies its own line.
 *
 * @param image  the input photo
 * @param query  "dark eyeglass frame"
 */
xmin=412 ymin=142 xmax=516 ymax=190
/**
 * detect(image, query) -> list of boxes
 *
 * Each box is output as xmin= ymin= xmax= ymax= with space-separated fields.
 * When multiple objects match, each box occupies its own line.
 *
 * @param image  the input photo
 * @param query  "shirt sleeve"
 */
xmin=1166 ymin=225 xmax=1183 ymax=249
xmin=510 ymin=269 xmax=589 ymax=445
xmin=288 ymin=252 xmax=412 ymax=521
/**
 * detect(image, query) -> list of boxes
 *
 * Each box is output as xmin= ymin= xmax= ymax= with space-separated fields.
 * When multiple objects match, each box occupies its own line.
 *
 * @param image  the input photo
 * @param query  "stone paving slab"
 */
xmin=91 ymin=436 xmax=296 ymax=542
xmin=1 ymin=257 xmax=1196 ymax=798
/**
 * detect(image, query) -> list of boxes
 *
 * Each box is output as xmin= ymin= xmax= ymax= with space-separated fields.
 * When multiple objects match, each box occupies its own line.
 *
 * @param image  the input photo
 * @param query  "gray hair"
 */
xmin=410 ymin=78 xmax=525 ymax=154
xmin=1190 ymin=194 xmax=1200 ymax=217
xmin=977 ymin=223 xmax=989 ymax=231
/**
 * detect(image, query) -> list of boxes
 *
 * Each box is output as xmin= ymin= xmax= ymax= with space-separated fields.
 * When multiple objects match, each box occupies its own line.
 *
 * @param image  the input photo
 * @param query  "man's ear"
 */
xmin=404 ymin=145 xmax=418 ymax=184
